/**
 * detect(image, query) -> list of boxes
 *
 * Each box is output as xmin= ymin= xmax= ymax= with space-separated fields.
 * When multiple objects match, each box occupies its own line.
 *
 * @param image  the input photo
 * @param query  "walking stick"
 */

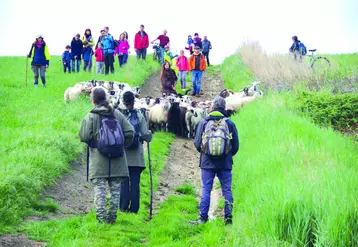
xmin=147 ymin=142 xmax=153 ymax=219
xmin=86 ymin=145 xmax=90 ymax=182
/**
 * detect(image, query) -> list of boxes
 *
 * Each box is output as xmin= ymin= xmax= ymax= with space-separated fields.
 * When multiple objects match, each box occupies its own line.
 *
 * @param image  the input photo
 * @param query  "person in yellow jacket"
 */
xmin=27 ymin=35 xmax=50 ymax=87
xmin=82 ymin=29 xmax=95 ymax=72
xmin=164 ymin=45 xmax=178 ymax=74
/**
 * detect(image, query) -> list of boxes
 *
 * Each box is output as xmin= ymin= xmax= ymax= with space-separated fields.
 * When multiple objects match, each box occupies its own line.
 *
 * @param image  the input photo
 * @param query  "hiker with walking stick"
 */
xmin=79 ymin=87 xmax=134 ymax=224
xmin=119 ymin=91 xmax=152 ymax=214
xmin=27 ymin=35 xmax=50 ymax=87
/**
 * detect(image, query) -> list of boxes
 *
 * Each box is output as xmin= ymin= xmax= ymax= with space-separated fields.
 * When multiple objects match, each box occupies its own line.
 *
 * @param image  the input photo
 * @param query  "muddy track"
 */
xmin=145 ymin=69 xmax=226 ymax=219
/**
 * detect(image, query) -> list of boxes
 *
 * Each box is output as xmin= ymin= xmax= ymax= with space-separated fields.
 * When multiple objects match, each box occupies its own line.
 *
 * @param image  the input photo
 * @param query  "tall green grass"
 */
xmin=0 ymin=56 xmax=160 ymax=230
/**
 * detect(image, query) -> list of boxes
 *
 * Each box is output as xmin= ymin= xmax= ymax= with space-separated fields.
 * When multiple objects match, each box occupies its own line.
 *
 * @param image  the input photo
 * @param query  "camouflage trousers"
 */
xmin=92 ymin=178 xmax=122 ymax=223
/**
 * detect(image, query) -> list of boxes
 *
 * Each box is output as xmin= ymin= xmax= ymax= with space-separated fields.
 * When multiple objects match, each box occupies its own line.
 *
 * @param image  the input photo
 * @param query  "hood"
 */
xmin=208 ymin=109 xmax=228 ymax=117
xmin=137 ymin=31 xmax=147 ymax=36
xmin=90 ymin=105 xmax=114 ymax=116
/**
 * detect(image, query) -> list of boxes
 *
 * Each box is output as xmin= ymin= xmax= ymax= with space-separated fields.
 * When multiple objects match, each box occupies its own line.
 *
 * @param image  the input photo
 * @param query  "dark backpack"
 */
xmin=123 ymin=109 xmax=141 ymax=150
xmin=113 ymin=40 xmax=119 ymax=50
xmin=96 ymin=111 xmax=125 ymax=158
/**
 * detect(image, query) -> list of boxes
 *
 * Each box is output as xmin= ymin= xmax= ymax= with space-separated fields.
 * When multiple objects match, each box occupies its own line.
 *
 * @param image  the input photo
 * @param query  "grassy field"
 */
xmin=2 ymin=51 xmax=358 ymax=246
xmin=0 ymin=56 xmax=160 ymax=231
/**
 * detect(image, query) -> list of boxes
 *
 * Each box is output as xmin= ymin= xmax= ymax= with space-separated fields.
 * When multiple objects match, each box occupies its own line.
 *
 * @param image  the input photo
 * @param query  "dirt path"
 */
xmin=0 ymin=235 xmax=46 ymax=247
xmin=151 ymin=68 xmax=225 ymax=219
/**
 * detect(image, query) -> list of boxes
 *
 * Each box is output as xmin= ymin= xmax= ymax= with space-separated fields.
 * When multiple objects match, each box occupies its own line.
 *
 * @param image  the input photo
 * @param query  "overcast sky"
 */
xmin=0 ymin=0 xmax=357 ymax=64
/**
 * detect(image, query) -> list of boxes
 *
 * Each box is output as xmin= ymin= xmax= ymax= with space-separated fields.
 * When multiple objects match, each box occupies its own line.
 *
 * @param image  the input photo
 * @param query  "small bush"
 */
xmin=295 ymin=91 xmax=358 ymax=131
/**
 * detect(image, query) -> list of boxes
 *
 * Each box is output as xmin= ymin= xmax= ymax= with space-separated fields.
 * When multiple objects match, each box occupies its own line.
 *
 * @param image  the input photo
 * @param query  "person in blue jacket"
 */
xmin=27 ymin=35 xmax=50 ymax=87
xmin=62 ymin=45 xmax=72 ymax=73
xmin=101 ymin=26 xmax=115 ymax=75
xmin=190 ymin=96 xmax=239 ymax=225
xmin=83 ymin=41 xmax=94 ymax=72
xmin=71 ymin=34 xmax=83 ymax=72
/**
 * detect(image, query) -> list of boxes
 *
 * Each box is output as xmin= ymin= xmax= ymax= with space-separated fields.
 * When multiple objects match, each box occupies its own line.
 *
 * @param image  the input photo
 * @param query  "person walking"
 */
xmin=160 ymin=61 xmax=178 ymax=96
xmin=95 ymin=29 xmax=106 ymax=49
xmin=176 ymin=50 xmax=189 ymax=90
xmin=83 ymin=41 xmax=94 ymax=72
xmin=114 ymin=33 xmax=130 ymax=67
xmin=289 ymin=35 xmax=304 ymax=62
xmin=82 ymin=28 xmax=95 ymax=72
xmin=185 ymin=35 xmax=194 ymax=55
xmin=190 ymin=96 xmax=239 ymax=225
xmin=193 ymin=33 xmax=202 ymax=49
xmin=27 ymin=35 xmax=50 ymax=87
xmin=188 ymin=46 xmax=206 ymax=97
xmin=101 ymin=26 xmax=115 ymax=74
xmin=151 ymin=29 xmax=170 ymax=64
xmin=119 ymin=91 xmax=152 ymax=214
xmin=62 ymin=45 xmax=72 ymax=73
xmin=134 ymin=25 xmax=149 ymax=60
xmin=202 ymin=36 xmax=212 ymax=66
xmin=79 ymin=87 xmax=135 ymax=224
xmin=71 ymin=34 xmax=83 ymax=72
xmin=95 ymin=43 xmax=105 ymax=74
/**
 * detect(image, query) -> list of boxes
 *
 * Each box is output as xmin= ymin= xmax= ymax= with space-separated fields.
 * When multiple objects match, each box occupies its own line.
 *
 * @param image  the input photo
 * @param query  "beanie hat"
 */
xmin=212 ymin=96 xmax=226 ymax=110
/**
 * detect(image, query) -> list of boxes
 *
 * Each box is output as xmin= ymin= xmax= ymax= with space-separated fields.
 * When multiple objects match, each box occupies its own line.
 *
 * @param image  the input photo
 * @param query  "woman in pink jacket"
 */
xmin=176 ymin=50 xmax=189 ymax=90
xmin=114 ymin=33 xmax=130 ymax=67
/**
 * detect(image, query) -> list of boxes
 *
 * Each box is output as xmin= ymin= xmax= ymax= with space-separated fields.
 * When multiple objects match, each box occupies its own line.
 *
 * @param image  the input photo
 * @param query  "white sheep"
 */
xmin=148 ymin=99 xmax=171 ymax=131
xmin=185 ymin=107 xmax=207 ymax=139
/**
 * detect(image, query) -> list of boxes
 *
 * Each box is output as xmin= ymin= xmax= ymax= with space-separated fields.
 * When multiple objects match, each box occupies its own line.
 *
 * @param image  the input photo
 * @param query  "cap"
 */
xmin=212 ymin=96 xmax=226 ymax=110
xmin=36 ymin=34 xmax=43 ymax=39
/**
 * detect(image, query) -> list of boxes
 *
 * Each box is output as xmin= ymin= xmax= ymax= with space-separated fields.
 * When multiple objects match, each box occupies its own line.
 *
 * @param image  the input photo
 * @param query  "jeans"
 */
xmin=191 ymin=70 xmax=203 ymax=95
xmin=88 ymin=55 xmax=93 ymax=72
xmin=179 ymin=71 xmax=187 ymax=89
xmin=63 ymin=62 xmax=71 ymax=73
xmin=200 ymin=169 xmax=233 ymax=220
xmin=32 ymin=65 xmax=46 ymax=85
xmin=136 ymin=48 xmax=147 ymax=60
xmin=84 ymin=60 xmax=90 ymax=71
xmin=202 ymin=51 xmax=210 ymax=66
xmin=96 ymin=62 xmax=104 ymax=74
xmin=159 ymin=46 xmax=165 ymax=64
xmin=104 ymin=53 xmax=115 ymax=74
xmin=120 ymin=167 xmax=144 ymax=213
xmin=71 ymin=59 xmax=81 ymax=72
xmin=118 ymin=54 xmax=129 ymax=67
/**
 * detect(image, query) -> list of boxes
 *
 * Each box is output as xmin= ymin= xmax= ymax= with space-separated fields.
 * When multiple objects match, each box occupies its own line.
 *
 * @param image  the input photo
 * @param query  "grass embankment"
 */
xmin=0 ymin=56 xmax=160 ymax=231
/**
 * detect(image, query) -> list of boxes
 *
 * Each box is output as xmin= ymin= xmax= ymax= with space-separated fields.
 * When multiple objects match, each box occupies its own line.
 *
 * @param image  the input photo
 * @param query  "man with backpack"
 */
xmin=101 ymin=26 xmax=116 ymax=74
xmin=119 ymin=91 xmax=152 ymax=214
xmin=289 ymin=35 xmax=307 ymax=62
xmin=190 ymin=96 xmax=239 ymax=225
xmin=79 ymin=87 xmax=135 ymax=224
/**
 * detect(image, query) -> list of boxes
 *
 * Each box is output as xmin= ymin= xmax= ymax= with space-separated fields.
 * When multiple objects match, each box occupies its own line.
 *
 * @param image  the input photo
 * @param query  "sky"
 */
xmin=0 ymin=0 xmax=357 ymax=64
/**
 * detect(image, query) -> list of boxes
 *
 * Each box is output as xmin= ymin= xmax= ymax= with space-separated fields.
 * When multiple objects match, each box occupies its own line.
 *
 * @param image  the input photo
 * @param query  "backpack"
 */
xmin=113 ymin=40 xmax=119 ymax=50
xmin=96 ymin=111 xmax=125 ymax=158
xmin=123 ymin=109 xmax=141 ymax=150
xmin=299 ymin=42 xmax=307 ymax=55
xmin=201 ymin=118 xmax=232 ymax=157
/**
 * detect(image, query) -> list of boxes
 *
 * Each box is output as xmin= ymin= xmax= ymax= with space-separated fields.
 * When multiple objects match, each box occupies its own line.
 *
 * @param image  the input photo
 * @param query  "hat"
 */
xmin=212 ymin=96 xmax=226 ymax=110
xmin=194 ymin=46 xmax=200 ymax=49
xmin=36 ymin=34 xmax=43 ymax=39
xmin=76 ymin=33 xmax=80 ymax=37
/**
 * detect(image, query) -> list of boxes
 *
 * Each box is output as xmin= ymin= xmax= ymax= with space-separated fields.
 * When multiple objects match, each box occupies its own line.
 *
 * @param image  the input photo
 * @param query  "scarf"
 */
xmin=36 ymin=41 xmax=44 ymax=49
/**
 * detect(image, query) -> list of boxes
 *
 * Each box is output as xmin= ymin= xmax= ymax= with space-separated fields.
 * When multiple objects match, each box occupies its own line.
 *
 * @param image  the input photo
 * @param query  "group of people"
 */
xmin=79 ymin=86 xmax=239 ymax=226
xmin=62 ymin=27 xmax=130 ymax=75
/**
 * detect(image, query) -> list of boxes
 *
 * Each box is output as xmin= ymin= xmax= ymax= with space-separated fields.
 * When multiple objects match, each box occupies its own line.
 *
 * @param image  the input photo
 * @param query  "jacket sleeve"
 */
xmin=116 ymin=110 xmax=135 ymax=147
xmin=188 ymin=56 xmax=193 ymax=70
xmin=139 ymin=113 xmax=152 ymax=143
xmin=79 ymin=113 xmax=93 ymax=145
xmin=88 ymin=37 xmax=95 ymax=47
xmin=193 ymin=120 xmax=205 ymax=152
xmin=201 ymin=55 xmax=206 ymax=70
xmin=125 ymin=41 xmax=130 ymax=50
xmin=289 ymin=43 xmax=294 ymax=52
xmin=62 ymin=52 xmax=65 ymax=62
xmin=44 ymin=45 xmax=50 ymax=65
xmin=229 ymin=120 xmax=239 ymax=156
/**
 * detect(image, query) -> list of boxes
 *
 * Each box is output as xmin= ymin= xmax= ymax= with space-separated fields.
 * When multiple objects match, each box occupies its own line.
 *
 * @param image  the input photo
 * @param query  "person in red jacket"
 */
xmin=134 ymin=24 xmax=149 ymax=60
xmin=95 ymin=43 xmax=104 ymax=74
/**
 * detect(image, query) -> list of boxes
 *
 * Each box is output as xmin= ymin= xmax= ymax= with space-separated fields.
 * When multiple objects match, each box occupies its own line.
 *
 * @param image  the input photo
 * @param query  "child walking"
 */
xmin=114 ymin=33 xmax=130 ymax=67
xmin=176 ymin=50 xmax=189 ymax=90
xmin=95 ymin=43 xmax=104 ymax=74
xmin=83 ymin=41 xmax=94 ymax=72
xmin=62 ymin=45 xmax=72 ymax=73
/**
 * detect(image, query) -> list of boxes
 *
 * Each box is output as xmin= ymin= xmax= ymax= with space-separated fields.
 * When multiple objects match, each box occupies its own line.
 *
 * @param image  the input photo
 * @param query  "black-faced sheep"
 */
xmin=167 ymin=102 xmax=182 ymax=136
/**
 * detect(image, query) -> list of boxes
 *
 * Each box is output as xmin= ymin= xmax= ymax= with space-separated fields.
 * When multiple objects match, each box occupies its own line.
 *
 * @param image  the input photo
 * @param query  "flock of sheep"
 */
xmin=64 ymin=80 xmax=263 ymax=138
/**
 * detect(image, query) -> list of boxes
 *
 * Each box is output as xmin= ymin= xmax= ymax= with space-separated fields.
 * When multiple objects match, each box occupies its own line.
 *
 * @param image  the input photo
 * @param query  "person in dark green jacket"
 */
xmin=119 ymin=91 xmax=152 ymax=214
xmin=79 ymin=87 xmax=134 ymax=224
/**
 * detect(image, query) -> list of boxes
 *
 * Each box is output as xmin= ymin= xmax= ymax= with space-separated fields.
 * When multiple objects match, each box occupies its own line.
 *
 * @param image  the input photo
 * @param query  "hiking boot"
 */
xmin=195 ymin=94 xmax=200 ymax=98
xmin=189 ymin=218 xmax=208 ymax=225
xmin=191 ymin=92 xmax=196 ymax=96
xmin=224 ymin=218 xmax=232 ymax=225
xmin=34 ymin=84 xmax=38 ymax=88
